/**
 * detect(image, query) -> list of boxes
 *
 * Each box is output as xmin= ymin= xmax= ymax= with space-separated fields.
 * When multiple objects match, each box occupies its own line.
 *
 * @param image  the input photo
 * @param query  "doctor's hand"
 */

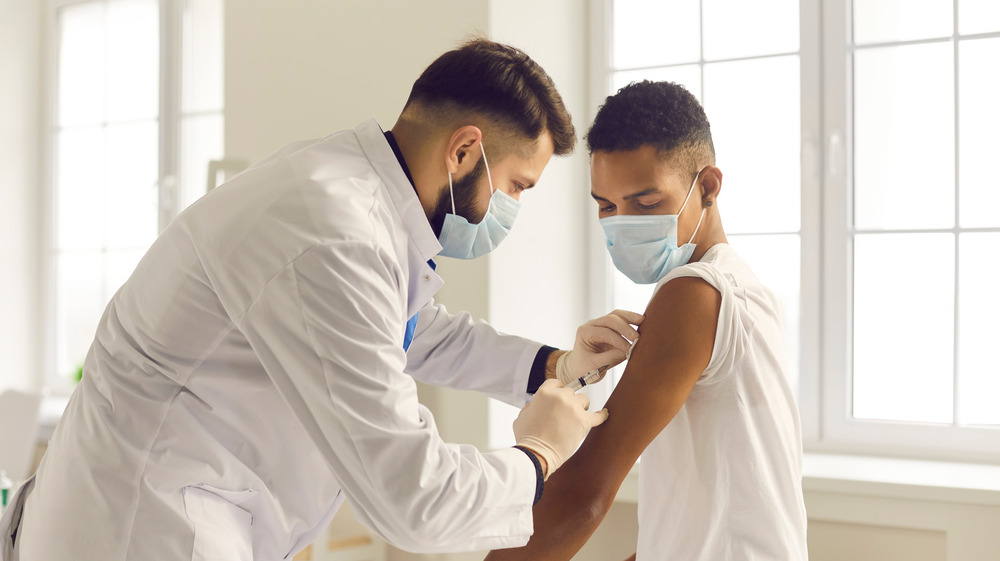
xmin=513 ymin=379 xmax=608 ymax=480
xmin=557 ymin=309 xmax=643 ymax=386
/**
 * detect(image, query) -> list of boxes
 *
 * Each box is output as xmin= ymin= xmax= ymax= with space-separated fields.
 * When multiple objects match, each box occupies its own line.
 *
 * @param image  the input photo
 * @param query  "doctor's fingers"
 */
xmin=584 ymin=313 xmax=641 ymax=343
xmin=590 ymin=349 xmax=627 ymax=371
xmin=609 ymin=309 xmax=644 ymax=327
xmin=584 ymin=408 xmax=610 ymax=428
xmin=574 ymin=391 xmax=592 ymax=412
xmin=582 ymin=327 xmax=634 ymax=355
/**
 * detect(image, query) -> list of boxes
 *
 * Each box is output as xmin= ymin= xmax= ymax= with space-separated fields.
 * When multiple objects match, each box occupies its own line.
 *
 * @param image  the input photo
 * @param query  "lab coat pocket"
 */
xmin=0 ymin=475 xmax=35 ymax=561
xmin=182 ymin=484 xmax=257 ymax=561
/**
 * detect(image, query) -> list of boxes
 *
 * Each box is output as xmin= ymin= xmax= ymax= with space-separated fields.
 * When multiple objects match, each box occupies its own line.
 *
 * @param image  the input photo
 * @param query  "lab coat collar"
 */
xmin=353 ymin=118 xmax=442 ymax=263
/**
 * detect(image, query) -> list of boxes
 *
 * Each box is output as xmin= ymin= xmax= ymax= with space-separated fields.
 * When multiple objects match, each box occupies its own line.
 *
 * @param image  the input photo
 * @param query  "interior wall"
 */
xmin=808 ymin=521 xmax=947 ymax=561
xmin=0 ymin=0 xmax=41 ymax=392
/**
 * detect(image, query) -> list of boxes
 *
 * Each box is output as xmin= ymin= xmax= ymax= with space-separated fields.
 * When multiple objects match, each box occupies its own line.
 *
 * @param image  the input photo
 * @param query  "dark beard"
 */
xmin=428 ymin=156 xmax=488 ymax=237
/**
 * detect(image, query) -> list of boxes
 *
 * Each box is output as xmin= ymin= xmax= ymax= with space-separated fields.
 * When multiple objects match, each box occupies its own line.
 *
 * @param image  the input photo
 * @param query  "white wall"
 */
xmin=0 ymin=0 xmax=41 ymax=392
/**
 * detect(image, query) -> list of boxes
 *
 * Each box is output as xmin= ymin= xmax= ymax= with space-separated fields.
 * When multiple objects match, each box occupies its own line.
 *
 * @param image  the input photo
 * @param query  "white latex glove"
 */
xmin=557 ymin=309 xmax=643 ymax=386
xmin=513 ymin=379 xmax=608 ymax=479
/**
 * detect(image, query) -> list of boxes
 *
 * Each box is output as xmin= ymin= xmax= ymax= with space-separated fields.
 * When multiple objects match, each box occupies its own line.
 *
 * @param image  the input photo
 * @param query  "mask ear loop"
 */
xmin=678 ymin=167 xmax=708 ymax=244
xmin=447 ymin=171 xmax=456 ymax=214
xmin=480 ymin=141 xmax=494 ymax=194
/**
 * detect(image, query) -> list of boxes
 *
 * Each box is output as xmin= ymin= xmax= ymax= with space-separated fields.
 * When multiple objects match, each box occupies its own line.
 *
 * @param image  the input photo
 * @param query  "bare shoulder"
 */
xmin=642 ymin=275 xmax=721 ymax=345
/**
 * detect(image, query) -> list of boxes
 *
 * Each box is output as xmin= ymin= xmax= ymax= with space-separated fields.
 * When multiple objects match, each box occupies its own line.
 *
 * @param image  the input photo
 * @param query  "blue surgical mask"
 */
xmin=437 ymin=142 xmax=521 ymax=260
xmin=600 ymin=168 xmax=707 ymax=284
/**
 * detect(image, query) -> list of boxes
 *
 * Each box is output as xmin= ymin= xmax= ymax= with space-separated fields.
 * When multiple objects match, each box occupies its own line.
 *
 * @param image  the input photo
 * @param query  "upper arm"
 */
xmin=486 ymin=275 xmax=721 ymax=560
xmin=591 ymin=275 xmax=722 ymax=466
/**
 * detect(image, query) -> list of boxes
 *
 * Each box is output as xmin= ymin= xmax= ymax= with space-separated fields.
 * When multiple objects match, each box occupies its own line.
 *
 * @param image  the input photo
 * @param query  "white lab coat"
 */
xmin=0 ymin=118 xmax=541 ymax=560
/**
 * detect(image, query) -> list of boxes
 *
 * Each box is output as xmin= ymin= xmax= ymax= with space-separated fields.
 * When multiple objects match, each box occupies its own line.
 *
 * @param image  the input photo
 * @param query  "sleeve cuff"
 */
xmin=527 ymin=345 xmax=558 ymax=395
xmin=513 ymin=445 xmax=545 ymax=505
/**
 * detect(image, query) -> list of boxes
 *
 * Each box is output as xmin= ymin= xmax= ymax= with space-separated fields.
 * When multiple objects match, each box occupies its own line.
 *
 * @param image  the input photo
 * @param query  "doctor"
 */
xmin=0 ymin=39 xmax=640 ymax=560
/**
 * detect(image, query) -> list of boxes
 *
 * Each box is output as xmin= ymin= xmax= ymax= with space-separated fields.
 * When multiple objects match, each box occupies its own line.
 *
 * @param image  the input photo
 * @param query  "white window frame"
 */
xmin=588 ymin=0 xmax=1000 ymax=463
xmin=41 ymin=0 xmax=218 ymax=392
xmin=819 ymin=0 xmax=1000 ymax=462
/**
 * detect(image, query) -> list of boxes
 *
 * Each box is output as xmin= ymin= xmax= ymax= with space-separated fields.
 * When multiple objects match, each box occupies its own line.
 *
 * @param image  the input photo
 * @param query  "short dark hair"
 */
xmin=586 ymin=80 xmax=714 ymax=167
xmin=404 ymin=38 xmax=576 ymax=156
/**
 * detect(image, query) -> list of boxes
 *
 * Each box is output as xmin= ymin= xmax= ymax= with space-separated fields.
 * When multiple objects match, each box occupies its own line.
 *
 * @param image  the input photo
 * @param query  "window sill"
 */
xmin=802 ymin=453 xmax=1000 ymax=507
xmin=613 ymin=453 xmax=1000 ymax=507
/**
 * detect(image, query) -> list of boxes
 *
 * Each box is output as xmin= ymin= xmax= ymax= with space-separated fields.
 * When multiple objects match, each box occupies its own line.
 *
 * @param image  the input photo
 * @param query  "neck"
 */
xmin=389 ymin=116 xmax=447 ymax=223
xmin=689 ymin=208 xmax=728 ymax=263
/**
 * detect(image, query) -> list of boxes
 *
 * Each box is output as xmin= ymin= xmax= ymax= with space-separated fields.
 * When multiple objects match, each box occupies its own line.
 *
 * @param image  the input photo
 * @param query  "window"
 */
xmin=595 ymin=0 xmax=1000 ymax=460
xmin=46 ymin=0 xmax=222 ymax=389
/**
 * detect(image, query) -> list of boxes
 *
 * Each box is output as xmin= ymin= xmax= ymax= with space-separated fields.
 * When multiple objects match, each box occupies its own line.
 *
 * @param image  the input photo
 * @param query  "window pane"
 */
xmin=957 ymin=233 xmax=1000 ymax=426
xmin=611 ymin=0 xmax=700 ymax=69
xmin=58 ymin=2 xmax=105 ymax=127
xmin=704 ymin=56 xmax=800 ymax=233
xmin=180 ymin=113 xmax=224 ymax=210
xmin=612 ymin=65 xmax=701 ymax=100
xmin=728 ymin=235 xmax=801 ymax=389
xmin=702 ymin=0 xmax=799 ymax=60
xmin=853 ymin=0 xmax=953 ymax=44
xmin=57 ymin=127 xmax=105 ymax=250
xmin=853 ymin=233 xmax=954 ymax=424
xmin=55 ymin=251 xmax=104 ymax=379
xmin=959 ymin=0 xmax=1000 ymax=35
xmin=854 ymin=44 xmax=954 ymax=230
xmin=183 ymin=0 xmax=224 ymax=112
xmin=959 ymin=38 xmax=1000 ymax=228
xmin=105 ymin=0 xmax=159 ymax=122
xmin=105 ymin=121 xmax=159 ymax=249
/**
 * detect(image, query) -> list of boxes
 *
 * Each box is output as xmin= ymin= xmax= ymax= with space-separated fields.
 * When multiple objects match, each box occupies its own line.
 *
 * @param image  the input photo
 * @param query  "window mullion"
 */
xmin=819 ymin=0 xmax=854 ymax=446
xmin=952 ymin=0 xmax=961 ymax=427
xmin=158 ymin=0 xmax=181 ymax=232
xmin=798 ymin=0 xmax=824 ymax=443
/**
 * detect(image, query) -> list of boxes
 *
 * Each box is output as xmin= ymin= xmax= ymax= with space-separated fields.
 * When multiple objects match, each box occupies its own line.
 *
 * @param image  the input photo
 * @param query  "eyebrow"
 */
xmin=590 ymin=187 xmax=661 ymax=202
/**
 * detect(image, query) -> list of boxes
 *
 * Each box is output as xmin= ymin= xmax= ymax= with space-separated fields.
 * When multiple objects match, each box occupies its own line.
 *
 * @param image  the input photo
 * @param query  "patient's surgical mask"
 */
xmin=437 ymin=142 xmax=520 ymax=260
xmin=600 ymin=168 xmax=707 ymax=284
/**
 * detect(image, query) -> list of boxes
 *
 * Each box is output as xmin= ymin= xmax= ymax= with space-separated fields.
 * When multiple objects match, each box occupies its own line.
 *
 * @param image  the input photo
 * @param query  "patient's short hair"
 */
xmin=404 ymin=38 xmax=576 ymax=156
xmin=586 ymin=80 xmax=715 ymax=167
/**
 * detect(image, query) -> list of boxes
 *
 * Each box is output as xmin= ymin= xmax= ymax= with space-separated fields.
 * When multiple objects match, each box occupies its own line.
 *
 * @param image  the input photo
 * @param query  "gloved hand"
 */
xmin=557 ymin=309 xmax=643 ymax=387
xmin=513 ymin=379 xmax=608 ymax=479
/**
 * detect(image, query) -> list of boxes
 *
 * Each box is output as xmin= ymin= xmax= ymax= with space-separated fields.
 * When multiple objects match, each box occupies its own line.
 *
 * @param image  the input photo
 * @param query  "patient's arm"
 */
xmin=484 ymin=276 xmax=720 ymax=561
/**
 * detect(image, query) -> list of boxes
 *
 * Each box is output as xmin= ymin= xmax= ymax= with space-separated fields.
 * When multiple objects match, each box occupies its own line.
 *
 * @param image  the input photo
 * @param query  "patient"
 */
xmin=485 ymin=81 xmax=808 ymax=560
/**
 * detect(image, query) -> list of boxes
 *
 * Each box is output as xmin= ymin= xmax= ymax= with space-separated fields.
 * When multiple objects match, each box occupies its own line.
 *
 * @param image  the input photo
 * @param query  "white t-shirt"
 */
xmin=636 ymin=244 xmax=808 ymax=561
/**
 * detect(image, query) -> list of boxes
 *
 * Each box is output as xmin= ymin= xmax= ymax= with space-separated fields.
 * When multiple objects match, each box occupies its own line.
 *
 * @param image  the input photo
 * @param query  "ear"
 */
xmin=698 ymin=165 xmax=723 ymax=206
xmin=445 ymin=126 xmax=483 ymax=174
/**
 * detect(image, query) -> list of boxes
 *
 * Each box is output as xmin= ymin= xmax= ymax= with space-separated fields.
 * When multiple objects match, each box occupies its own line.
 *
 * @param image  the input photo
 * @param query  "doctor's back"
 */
xmin=15 ymin=127 xmax=404 ymax=559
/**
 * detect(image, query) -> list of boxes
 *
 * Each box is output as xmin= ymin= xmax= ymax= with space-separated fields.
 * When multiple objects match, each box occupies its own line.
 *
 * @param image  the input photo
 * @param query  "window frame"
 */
xmin=818 ymin=0 xmax=1000 ymax=462
xmin=590 ymin=0 xmax=1000 ymax=463
xmin=41 ymin=0 xmax=213 ymax=392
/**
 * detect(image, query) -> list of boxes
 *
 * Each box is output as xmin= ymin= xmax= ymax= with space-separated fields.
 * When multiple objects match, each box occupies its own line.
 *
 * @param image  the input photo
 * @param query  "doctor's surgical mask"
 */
xmin=437 ymin=142 xmax=521 ymax=260
xmin=600 ymin=168 xmax=707 ymax=284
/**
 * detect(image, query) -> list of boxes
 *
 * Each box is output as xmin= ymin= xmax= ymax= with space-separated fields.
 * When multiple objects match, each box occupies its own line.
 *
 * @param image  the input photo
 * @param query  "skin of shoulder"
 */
xmin=485 ymin=274 xmax=721 ymax=560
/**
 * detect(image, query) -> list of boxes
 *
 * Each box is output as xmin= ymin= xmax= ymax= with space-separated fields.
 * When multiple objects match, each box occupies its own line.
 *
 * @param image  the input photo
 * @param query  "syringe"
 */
xmin=566 ymin=336 xmax=639 ymax=392
xmin=566 ymin=365 xmax=610 ymax=391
